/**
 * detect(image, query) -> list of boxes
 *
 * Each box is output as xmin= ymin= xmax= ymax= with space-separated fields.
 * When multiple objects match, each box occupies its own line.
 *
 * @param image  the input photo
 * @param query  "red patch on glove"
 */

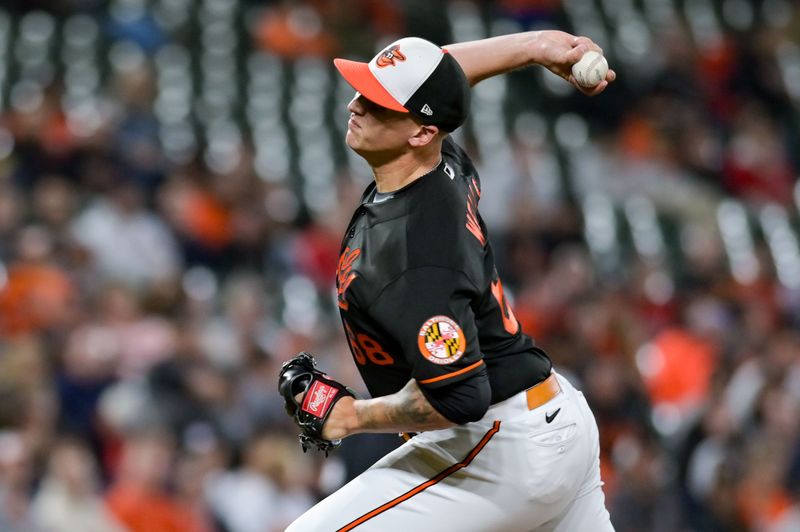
xmin=302 ymin=380 xmax=339 ymax=417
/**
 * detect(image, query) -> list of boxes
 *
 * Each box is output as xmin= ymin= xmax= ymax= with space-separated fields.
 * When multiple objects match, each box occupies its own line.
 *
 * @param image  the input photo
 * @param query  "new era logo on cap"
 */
xmin=333 ymin=37 xmax=470 ymax=132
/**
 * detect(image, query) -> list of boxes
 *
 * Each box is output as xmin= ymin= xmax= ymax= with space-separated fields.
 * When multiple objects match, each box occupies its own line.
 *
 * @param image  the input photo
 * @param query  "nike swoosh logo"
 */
xmin=545 ymin=408 xmax=561 ymax=424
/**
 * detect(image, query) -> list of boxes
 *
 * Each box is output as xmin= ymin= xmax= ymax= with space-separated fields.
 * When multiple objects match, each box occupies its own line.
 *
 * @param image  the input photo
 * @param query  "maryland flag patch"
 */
xmin=417 ymin=316 xmax=466 ymax=365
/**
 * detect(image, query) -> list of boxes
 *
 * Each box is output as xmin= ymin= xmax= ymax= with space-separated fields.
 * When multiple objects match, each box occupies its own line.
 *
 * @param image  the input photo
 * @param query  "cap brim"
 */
xmin=333 ymin=58 xmax=408 ymax=113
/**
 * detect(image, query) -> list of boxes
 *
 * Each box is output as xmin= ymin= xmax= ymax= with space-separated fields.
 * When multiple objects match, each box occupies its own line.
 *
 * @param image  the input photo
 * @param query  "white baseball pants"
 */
xmin=286 ymin=372 xmax=615 ymax=531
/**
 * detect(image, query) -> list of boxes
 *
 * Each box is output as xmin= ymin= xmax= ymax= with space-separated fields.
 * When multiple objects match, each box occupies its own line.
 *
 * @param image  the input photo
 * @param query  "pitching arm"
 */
xmin=446 ymin=30 xmax=616 ymax=95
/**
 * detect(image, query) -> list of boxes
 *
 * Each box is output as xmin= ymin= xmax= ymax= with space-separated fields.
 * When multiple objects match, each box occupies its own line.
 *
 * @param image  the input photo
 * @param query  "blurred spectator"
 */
xmin=94 ymin=283 xmax=178 ymax=379
xmin=105 ymin=429 xmax=212 ymax=532
xmin=31 ymin=177 xmax=79 ymax=236
xmin=723 ymin=102 xmax=795 ymax=205
xmin=608 ymin=434 xmax=680 ymax=532
xmin=206 ymin=432 xmax=315 ymax=532
xmin=255 ymin=3 xmax=337 ymax=59
xmin=0 ymin=185 xmax=26 ymax=259
xmin=0 ymin=226 xmax=75 ymax=338
xmin=31 ymin=437 xmax=126 ymax=532
xmin=159 ymin=174 xmax=234 ymax=268
xmin=71 ymin=178 xmax=181 ymax=289
xmin=0 ymin=431 xmax=38 ymax=531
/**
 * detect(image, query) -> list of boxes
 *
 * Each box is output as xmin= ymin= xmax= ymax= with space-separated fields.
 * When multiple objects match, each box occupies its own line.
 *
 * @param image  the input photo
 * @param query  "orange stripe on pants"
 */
xmin=337 ymin=420 xmax=501 ymax=531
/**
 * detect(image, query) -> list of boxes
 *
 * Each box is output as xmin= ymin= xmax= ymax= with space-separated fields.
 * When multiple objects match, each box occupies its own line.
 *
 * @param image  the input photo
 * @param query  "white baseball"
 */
xmin=571 ymin=51 xmax=608 ymax=88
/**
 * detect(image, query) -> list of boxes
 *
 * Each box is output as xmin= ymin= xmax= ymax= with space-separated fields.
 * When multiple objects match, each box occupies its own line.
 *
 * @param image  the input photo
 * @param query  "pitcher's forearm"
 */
xmin=446 ymin=32 xmax=541 ymax=86
xmin=323 ymin=379 xmax=454 ymax=439
xmin=447 ymin=31 xmax=614 ymax=96
xmin=356 ymin=379 xmax=454 ymax=433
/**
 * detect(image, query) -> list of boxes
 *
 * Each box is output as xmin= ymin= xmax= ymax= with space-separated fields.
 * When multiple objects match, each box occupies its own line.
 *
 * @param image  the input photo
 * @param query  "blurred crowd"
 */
xmin=0 ymin=1 xmax=799 ymax=531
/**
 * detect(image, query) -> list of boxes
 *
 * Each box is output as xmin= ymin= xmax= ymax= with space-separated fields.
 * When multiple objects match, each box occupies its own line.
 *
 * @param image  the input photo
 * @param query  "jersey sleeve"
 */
xmin=366 ymin=266 xmax=485 ymax=389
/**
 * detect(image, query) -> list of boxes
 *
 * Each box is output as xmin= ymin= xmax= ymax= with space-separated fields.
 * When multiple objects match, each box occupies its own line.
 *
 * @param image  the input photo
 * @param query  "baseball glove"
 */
xmin=278 ymin=352 xmax=357 ymax=455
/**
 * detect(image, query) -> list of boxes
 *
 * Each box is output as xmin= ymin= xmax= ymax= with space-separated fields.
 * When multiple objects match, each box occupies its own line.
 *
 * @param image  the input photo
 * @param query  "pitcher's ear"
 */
xmin=408 ymin=124 xmax=440 ymax=148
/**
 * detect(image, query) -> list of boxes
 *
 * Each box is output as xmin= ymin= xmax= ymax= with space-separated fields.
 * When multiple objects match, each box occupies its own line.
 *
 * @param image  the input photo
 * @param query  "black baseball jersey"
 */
xmin=336 ymin=138 xmax=551 ymax=404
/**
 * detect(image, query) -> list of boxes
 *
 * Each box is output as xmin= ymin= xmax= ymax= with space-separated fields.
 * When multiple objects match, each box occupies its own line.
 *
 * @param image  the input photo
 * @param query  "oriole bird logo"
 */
xmin=376 ymin=45 xmax=406 ymax=68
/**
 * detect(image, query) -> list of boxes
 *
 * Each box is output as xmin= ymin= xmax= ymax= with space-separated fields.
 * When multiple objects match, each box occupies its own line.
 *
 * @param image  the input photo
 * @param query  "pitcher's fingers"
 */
xmin=567 ymin=44 xmax=592 ymax=62
xmin=574 ymin=36 xmax=603 ymax=55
